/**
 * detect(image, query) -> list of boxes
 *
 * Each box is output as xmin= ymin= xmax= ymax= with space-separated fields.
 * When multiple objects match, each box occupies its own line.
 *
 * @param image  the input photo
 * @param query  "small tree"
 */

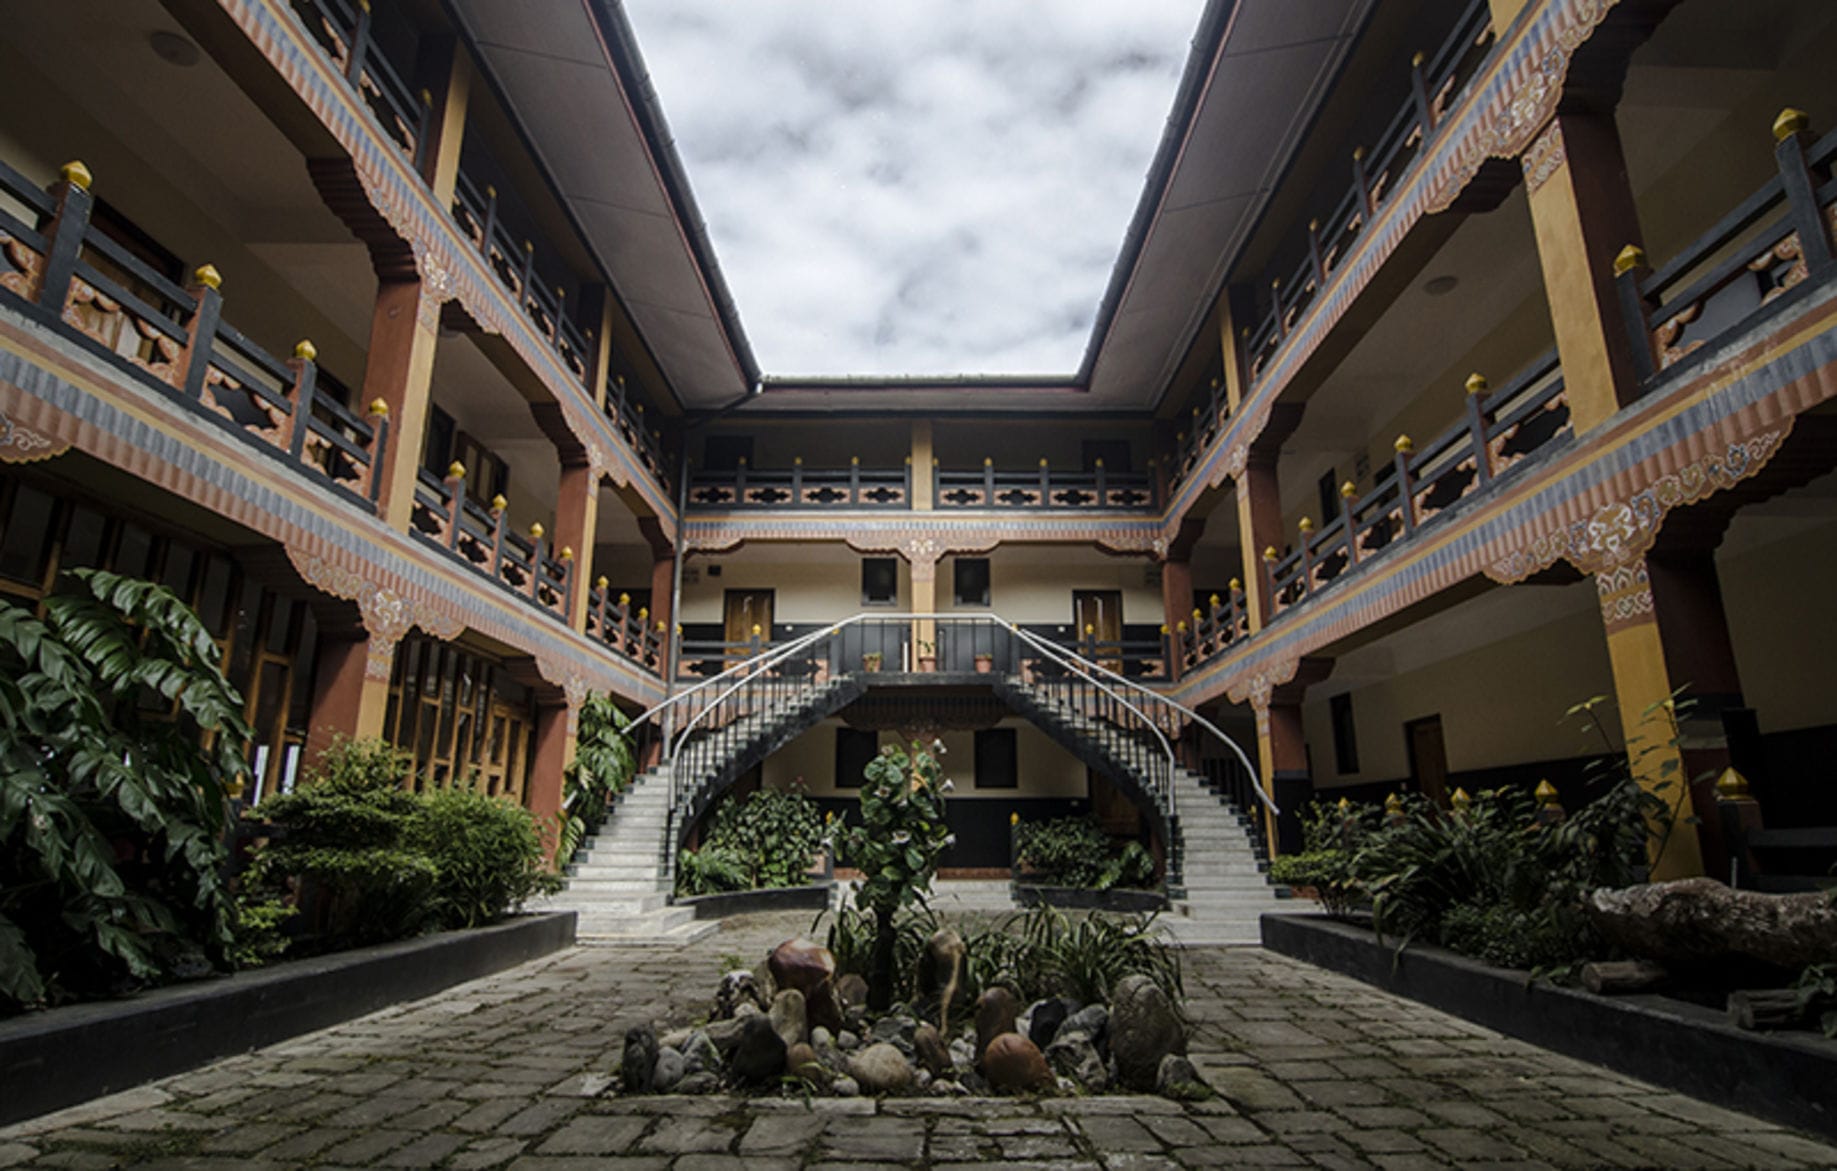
xmin=833 ymin=741 xmax=953 ymax=1010
xmin=557 ymin=694 xmax=636 ymax=860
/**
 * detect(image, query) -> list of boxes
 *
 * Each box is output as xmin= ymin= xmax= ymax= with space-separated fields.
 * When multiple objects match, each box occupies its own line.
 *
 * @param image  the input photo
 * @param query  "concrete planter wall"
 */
xmin=0 ymin=911 xmax=577 ymax=1127
xmin=674 ymin=883 xmax=834 ymax=919
xmin=1014 ymin=884 xmax=1168 ymax=913
xmin=1260 ymin=912 xmax=1837 ymax=1140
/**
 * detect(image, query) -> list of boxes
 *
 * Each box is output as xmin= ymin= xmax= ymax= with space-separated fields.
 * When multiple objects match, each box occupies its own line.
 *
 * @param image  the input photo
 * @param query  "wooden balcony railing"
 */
xmin=1241 ymin=0 xmax=1495 ymax=388
xmin=687 ymin=459 xmax=911 ymax=509
xmin=1178 ymin=351 xmax=1567 ymax=673
xmin=287 ymin=0 xmax=433 ymax=170
xmin=1265 ymin=351 xmax=1566 ymax=619
xmin=1168 ymin=377 xmax=1231 ymax=491
xmin=1617 ymin=111 xmax=1837 ymax=381
xmin=585 ymin=583 xmax=664 ymax=673
xmin=935 ymin=460 xmax=1157 ymax=510
xmin=409 ymin=465 xmax=572 ymax=620
xmin=0 ymin=159 xmax=390 ymax=510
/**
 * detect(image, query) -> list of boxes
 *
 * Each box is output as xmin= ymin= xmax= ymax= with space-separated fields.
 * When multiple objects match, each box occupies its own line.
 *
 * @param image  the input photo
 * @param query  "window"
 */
xmin=953 ymin=557 xmax=990 ymax=607
xmin=861 ymin=557 xmax=898 ymax=606
xmin=422 ymin=405 xmax=457 ymax=478
xmin=1317 ymin=467 xmax=1340 ymax=526
xmin=1330 ymin=692 xmax=1359 ymax=775
xmin=974 ymin=728 xmax=1018 ymax=789
xmin=834 ymin=727 xmax=878 ymax=789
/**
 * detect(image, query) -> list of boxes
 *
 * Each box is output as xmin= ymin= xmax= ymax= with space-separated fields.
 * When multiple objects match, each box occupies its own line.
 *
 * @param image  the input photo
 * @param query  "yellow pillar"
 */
xmin=1597 ymin=560 xmax=1706 ymax=879
xmin=422 ymin=41 xmax=473 ymax=205
xmin=911 ymin=420 xmax=934 ymax=510
xmin=360 ymin=281 xmax=443 ymax=531
xmin=555 ymin=461 xmax=602 ymax=629
xmin=911 ymin=556 xmax=937 ymax=662
xmin=1217 ymin=291 xmax=1250 ymax=414
xmin=1487 ymin=0 xmax=1530 ymax=31
xmin=1523 ymin=112 xmax=1648 ymax=434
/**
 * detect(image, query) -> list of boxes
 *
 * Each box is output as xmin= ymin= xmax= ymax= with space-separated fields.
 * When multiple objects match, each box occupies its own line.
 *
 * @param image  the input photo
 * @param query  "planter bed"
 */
xmin=676 ymin=882 xmax=834 ymax=919
xmin=1260 ymin=911 xmax=1837 ymax=1140
xmin=0 ymin=911 xmax=577 ymax=1127
xmin=1014 ymin=884 xmax=1168 ymax=913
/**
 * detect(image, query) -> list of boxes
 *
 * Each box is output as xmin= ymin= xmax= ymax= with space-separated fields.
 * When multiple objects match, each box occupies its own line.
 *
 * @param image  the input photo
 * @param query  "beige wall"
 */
xmin=941 ymin=546 xmax=1160 ymax=626
xmin=681 ymin=544 xmax=910 ymax=624
xmin=1721 ymin=513 xmax=1837 ymax=735
xmin=761 ymin=717 xmax=1090 ymax=800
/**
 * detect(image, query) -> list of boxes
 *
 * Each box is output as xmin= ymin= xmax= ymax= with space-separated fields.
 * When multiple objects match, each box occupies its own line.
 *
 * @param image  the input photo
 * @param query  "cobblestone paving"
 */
xmin=3 ymin=912 xmax=1835 ymax=1169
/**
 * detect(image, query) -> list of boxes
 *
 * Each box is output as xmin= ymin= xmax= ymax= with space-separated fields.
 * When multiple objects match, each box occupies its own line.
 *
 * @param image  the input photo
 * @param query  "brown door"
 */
xmin=1406 ymin=715 xmax=1449 ymax=807
xmin=1073 ymin=590 xmax=1124 ymax=670
xmin=724 ymin=589 xmax=774 ymax=654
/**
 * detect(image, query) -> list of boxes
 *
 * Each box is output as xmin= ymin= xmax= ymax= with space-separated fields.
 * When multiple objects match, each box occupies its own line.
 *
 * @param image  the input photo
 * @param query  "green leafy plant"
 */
xmin=1015 ymin=816 xmax=1157 ymax=891
xmin=831 ymin=741 xmax=954 ymax=1009
xmin=559 ymin=694 xmax=636 ymax=861
xmin=226 ymin=892 xmax=296 ymax=970
xmin=681 ymin=784 xmax=824 ymax=896
xmin=1793 ymin=964 xmax=1837 ymax=1039
xmin=0 ymin=569 xmax=251 ymax=1011
xmin=675 ymin=845 xmax=752 ymax=896
xmin=411 ymin=786 xmax=560 ymax=928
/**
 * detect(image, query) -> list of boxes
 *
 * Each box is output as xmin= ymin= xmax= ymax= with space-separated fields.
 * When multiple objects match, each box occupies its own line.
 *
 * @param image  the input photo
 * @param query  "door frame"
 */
xmin=1404 ymin=714 xmax=1449 ymax=807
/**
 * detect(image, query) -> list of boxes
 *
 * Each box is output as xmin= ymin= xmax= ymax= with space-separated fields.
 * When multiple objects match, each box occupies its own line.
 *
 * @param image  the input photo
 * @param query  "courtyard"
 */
xmin=2 ymin=911 xmax=1833 ymax=1171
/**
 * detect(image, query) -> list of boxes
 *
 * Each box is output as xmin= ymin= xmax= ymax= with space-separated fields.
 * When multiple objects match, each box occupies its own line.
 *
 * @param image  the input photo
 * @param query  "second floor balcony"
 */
xmin=684 ymin=457 xmax=1159 ymax=513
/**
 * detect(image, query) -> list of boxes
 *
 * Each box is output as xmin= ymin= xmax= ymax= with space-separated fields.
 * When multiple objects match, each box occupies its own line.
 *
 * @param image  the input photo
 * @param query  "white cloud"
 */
xmin=622 ymin=1 xmax=1202 ymax=377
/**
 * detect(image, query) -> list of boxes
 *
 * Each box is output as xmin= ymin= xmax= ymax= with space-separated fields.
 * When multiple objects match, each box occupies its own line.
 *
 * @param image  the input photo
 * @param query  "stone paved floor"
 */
xmin=3 ymin=911 xmax=1835 ymax=1170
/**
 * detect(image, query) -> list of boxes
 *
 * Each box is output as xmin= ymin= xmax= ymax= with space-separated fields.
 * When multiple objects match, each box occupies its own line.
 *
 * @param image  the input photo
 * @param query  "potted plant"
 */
xmin=915 ymin=640 xmax=937 ymax=673
xmin=973 ymin=651 xmax=995 ymax=674
xmin=861 ymin=651 xmax=883 ymax=673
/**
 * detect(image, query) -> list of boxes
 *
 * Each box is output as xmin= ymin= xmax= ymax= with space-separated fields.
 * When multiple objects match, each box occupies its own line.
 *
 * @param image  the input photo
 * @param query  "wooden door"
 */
xmin=1406 ymin=715 xmax=1449 ymax=807
xmin=1073 ymin=589 xmax=1123 ymax=670
xmin=724 ymin=589 xmax=774 ymax=654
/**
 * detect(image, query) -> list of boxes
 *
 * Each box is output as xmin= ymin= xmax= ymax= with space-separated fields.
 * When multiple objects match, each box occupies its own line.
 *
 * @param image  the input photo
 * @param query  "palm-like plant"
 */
xmin=558 ymin=694 xmax=636 ymax=861
xmin=0 ymin=570 xmax=251 ymax=1009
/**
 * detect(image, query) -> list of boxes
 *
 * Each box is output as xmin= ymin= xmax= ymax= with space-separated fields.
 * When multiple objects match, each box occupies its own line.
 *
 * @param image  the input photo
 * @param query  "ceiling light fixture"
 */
xmin=1423 ymin=275 xmax=1460 ymax=296
xmin=149 ymin=30 xmax=201 ymax=68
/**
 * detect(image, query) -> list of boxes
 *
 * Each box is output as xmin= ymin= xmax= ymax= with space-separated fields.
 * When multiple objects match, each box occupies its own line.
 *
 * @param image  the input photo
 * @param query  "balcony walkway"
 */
xmin=4 ymin=910 xmax=1833 ymax=1169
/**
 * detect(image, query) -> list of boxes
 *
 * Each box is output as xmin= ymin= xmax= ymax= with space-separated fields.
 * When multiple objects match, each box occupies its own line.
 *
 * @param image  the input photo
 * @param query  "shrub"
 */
xmin=0 ymin=570 xmax=251 ymax=1011
xmin=247 ymin=739 xmax=436 ymax=950
xmin=675 ymin=846 xmax=752 ymax=896
xmin=411 ymin=787 xmax=560 ymax=928
xmin=560 ymin=694 xmax=636 ymax=860
xmin=689 ymin=784 xmax=824 ymax=892
xmin=1016 ymin=816 xmax=1157 ymax=890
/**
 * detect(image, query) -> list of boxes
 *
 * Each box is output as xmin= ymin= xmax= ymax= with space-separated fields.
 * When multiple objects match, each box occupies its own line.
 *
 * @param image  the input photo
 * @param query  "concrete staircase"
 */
xmin=548 ymin=764 xmax=715 ymax=941
xmin=1161 ymin=764 xmax=1285 ymax=945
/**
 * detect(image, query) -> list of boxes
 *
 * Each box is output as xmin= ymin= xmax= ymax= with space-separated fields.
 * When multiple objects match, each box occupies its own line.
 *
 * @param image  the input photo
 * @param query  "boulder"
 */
xmin=652 ymin=1047 xmax=686 ymax=1093
xmin=727 ymin=1015 xmax=787 ymax=1085
xmin=785 ymin=1042 xmax=826 ymax=1087
xmin=918 ymin=929 xmax=967 ymax=1030
xmin=703 ymin=1016 xmax=747 ymax=1057
xmin=770 ymin=988 xmax=808 ymax=1049
xmin=768 ymin=938 xmax=846 ymax=1033
xmin=913 ymin=1023 xmax=954 ymax=1079
xmin=1058 ymin=1003 xmax=1109 ymax=1049
xmin=1586 ymin=879 xmax=1837 ymax=970
xmin=1027 ymin=998 xmax=1072 ymax=1049
xmin=974 ymin=986 xmax=1020 ymax=1066
xmin=712 ymin=969 xmax=769 ymax=1020
xmin=982 ymin=1033 xmax=1054 ymax=1094
xmin=831 ymin=1075 xmax=861 ymax=1097
xmin=836 ymin=972 xmax=870 ymax=1008
xmin=1109 ymin=975 xmax=1186 ymax=1091
xmin=848 ymin=1041 xmax=915 ymax=1094
xmin=837 ymin=1030 xmax=862 ymax=1051
xmin=1045 ymin=1033 xmax=1108 ymax=1092
xmin=1156 ymin=1053 xmax=1209 ymax=1101
xmin=810 ymin=1026 xmax=835 ymax=1049
xmin=675 ymin=1072 xmax=719 ymax=1095
xmin=682 ymin=1029 xmax=721 ymax=1074
xmin=870 ymin=1012 xmax=918 ymax=1055
xmin=620 ymin=1023 xmax=658 ymax=1093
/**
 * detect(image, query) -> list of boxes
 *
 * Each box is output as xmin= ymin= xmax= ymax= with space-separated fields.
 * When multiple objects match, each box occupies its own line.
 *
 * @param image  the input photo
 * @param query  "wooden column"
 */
xmin=527 ymin=699 xmax=578 ymax=858
xmin=415 ymin=35 xmax=472 ymax=203
xmin=360 ymin=279 xmax=442 ymax=530
xmin=1217 ymin=284 xmax=1256 ymax=413
xmin=1487 ymin=0 xmax=1531 ymax=30
xmin=304 ymin=634 xmax=395 ymax=766
xmin=649 ymin=552 xmax=675 ymax=637
xmin=1251 ymin=658 xmax=1333 ymax=856
xmin=1235 ymin=452 xmax=1285 ymax=631
xmin=554 ymin=459 xmax=601 ymax=628
xmin=911 ymin=420 xmax=934 ymax=510
xmin=1597 ymin=543 xmax=1746 ymax=880
xmin=910 ymin=552 xmax=938 ymax=662
xmin=1523 ymin=112 xmax=1649 ymax=434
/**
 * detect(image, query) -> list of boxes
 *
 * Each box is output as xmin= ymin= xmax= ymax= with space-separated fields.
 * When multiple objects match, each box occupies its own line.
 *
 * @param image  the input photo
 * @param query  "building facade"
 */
xmin=2 ymin=0 xmax=1833 ymax=886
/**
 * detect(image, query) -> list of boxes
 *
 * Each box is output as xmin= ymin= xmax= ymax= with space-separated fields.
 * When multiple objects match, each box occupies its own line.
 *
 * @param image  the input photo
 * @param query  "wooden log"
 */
xmin=1728 ymin=989 xmax=1811 ymax=1032
xmin=1581 ymin=960 xmax=1669 ymax=996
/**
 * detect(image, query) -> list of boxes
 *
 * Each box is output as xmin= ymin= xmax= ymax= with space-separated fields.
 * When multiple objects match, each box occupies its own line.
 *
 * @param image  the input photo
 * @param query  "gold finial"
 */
xmin=490 ymin=494 xmax=507 ymax=513
xmin=1298 ymin=516 xmax=1314 ymax=533
xmin=1613 ymin=244 xmax=1647 ymax=276
xmin=1263 ymin=546 xmax=1278 ymax=561
xmin=559 ymin=546 xmax=573 ymax=562
xmin=1340 ymin=480 xmax=1357 ymax=498
xmin=1190 ymin=609 xmax=1202 ymax=621
xmin=1228 ymin=577 xmax=1241 ymax=592
xmin=1411 ymin=50 xmax=1425 ymax=68
xmin=447 ymin=461 xmax=467 ymax=480
xmin=1308 ymin=217 xmax=1320 ymax=232
xmin=1010 ymin=812 xmax=1020 ymax=826
xmin=675 ymin=623 xmax=683 ymax=634
xmin=60 ymin=160 xmax=93 ymax=190
xmin=657 ymin=620 xmax=667 ymax=631
xmin=984 ymin=457 xmax=993 ymax=466
xmin=1271 ymin=276 xmax=1281 ymax=289
xmin=1535 ymin=779 xmax=1559 ymax=805
xmin=1352 ymin=146 xmax=1366 ymax=162
xmin=1450 ymin=787 xmax=1471 ymax=812
xmin=1465 ymin=372 xmax=1488 ymax=396
xmin=794 ymin=456 xmax=802 ymax=465
xmin=484 ymin=184 xmax=497 ymax=199
xmin=419 ymin=87 xmax=433 ymax=106
xmin=1209 ymin=593 xmax=1221 ymax=608
xmin=1039 ymin=458 xmax=1048 ymax=467
xmin=293 ymin=339 xmax=318 ymax=362
xmin=1715 ymin=767 xmax=1752 ymax=801
xmin=1095 ymin=457 xmax=1104 ymax=468
xmin=1087 ymin=623 xmax=1097 ymax=635
xmin=1337 ymin=796 xmax=1350 ymax=812
xmin=851 ymin=455 xmax=860 ymax=465
xmin=638 ymin=607 xmax=648 ymax=620
xmin=523 ymin=239 xmax=535 ymax=253
xmin=619 ymin=592 xmax=630 ymax=605
xmin=368 ymin=397 xmax=389 ymax=417
xmin=529 ymin=521 xmax=545 ymax=539
xmin=1394 ymin=434 xmax=1414 ymax=454
xmin=596 ymin=575 xmax=609 ymax=590
xmin=192 ymin=264 xmax=222 ymax=291
xmin=751 ymin=624 xmax=761 ymax=636
xmin=1160 ymin=623 xmax=1170 ymax=635
xmin=1774 ymin=107 xmax=1811 ymax=142
xmin=1384 ymin=791 xmax=1404 ymax=815
xmin=1176 ymin=620 xmax=1187 ymax=632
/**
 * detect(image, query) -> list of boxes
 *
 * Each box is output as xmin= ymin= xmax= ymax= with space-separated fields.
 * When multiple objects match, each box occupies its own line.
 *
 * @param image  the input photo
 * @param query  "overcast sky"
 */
xmin=622 ymin=2 xmax=1204 ymax=378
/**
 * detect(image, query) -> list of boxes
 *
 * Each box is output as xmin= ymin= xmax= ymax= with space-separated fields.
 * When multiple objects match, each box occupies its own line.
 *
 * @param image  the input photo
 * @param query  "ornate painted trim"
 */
xmin=287 ymin=546 xmax=466 ymax=679
xmin=684 ymin=513 xmax=1167 ymax=560
xmin=0 ymin=405 xmax=68 ymax=463
xmin=1226 ymin=657 xmax=1300 ymax=737
xmin=1521 ymin=119 xmax=1568 ymax=195
xmin=1596 ymin=557 xmax=1653 ymax=634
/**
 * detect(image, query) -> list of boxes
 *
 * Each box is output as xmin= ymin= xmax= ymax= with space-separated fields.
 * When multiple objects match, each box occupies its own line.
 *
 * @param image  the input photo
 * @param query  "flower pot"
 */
xmin=973 ymin=655 xmax=994 ymax=674
xmin=916 ymin=655 xmax=937 ymax=673
xmin=862 ymin=656 xmax=882 ymax=673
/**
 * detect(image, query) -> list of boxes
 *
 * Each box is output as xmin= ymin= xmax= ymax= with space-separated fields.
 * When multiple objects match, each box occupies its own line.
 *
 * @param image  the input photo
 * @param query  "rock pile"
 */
xmin=617 ymin=936 xmax=1204 ymax=1100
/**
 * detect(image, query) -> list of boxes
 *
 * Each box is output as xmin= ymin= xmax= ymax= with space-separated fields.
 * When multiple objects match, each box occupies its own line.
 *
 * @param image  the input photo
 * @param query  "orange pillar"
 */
xmin=304 ymin=634 xmax=395 ymax=766
xmin=527 ymin=698 xmax=579 ymax=857
xmin=360 ymin=279 xmax=442 ymax=530
xmin=554 ymin=459 xmax=601 ymax=628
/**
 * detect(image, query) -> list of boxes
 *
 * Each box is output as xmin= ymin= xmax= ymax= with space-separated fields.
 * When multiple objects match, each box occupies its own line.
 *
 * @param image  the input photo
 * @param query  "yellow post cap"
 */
xmin=596 ymin=575 xmax=609 ymax=590
xmin=559 ymin=546 xmax=573 ymax=562
xmin=1384 ymin=791 xmax=1404 ymax=814
xmin=1465 ymin=372 xmax=1488 ymax=395
xmin=490 ymin=494 xmax=508 ymax=512
xmin=1535 ymin=779 xmax=1560 ymax=805
xmin=293 ymin=339 xmax=318 ymax=362
xmin=446 ymin=461 xmax=466 ymax=480
xmin=60 ymin=160 xmax=93 ymax=190
xmin=1340 ymin=481 xmax=1358 ymax=498
xmin=1715 ymin=767 xmax=1752 ymax=801
xmin=619 ymin=592 xmax=630 ymax=605
xmin=529 ymin=521 xmax=545 ymax=539
xmin=1298 ymin=516 xmax=1314 ymax=533
xmin=1613 ymin=244 xmax=1648 ymax=276
xmin=1228 ymin=577 xmax=1241 ymax=591
xmin=368 ymin=397 xmax=389 ymax=417
xmin=1450 ymin=787 xmax=1472 ymax=811
xmin=1010 ymin=812 xmax=1020 ymax=826
xmin=1394 ymin=434 xmax=1414 ymax=454
xmin=1774 ymin=107 xmax=1811 ymax=142
xmin=192 ymin=264 xmax=222 ymax=291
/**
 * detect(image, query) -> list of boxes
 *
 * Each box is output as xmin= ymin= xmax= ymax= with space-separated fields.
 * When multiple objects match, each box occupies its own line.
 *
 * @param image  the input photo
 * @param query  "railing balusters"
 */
xmin=1392 ymin=435 xmax=1417 ymax=540
xmin=1463 ymin=373 xmax=1494 ymax=488
xmin=36 ymin=162 xmax=94 ymax=312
